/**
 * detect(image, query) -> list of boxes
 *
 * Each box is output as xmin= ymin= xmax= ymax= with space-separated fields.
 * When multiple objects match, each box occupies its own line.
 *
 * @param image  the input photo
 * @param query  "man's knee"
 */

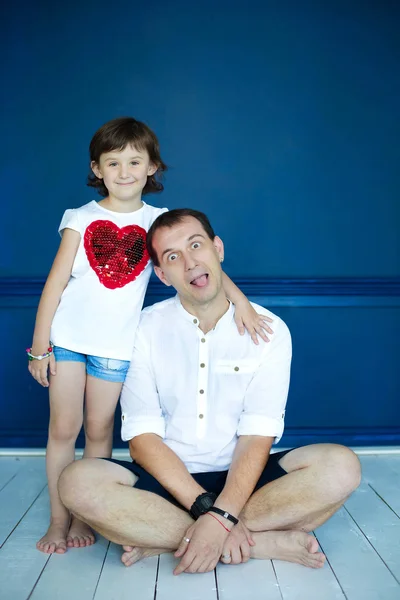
xmin=58 ymin=459 xmax=99 ymax=515
xmin=323 ymin=444 xmax=361 ymax=497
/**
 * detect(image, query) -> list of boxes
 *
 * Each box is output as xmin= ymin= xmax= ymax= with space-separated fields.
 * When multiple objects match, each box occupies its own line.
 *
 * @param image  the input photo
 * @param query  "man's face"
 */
xmin=153 ymin=217 xmax=225 ymax=306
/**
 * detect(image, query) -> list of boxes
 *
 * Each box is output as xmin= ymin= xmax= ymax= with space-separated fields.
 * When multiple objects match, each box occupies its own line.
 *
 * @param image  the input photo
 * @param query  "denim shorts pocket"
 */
xmin=106 ymin=358 xmax=130 ymax=373
xmin=89 ymin=355 xmax=129 ymax=372
xmin=86 ymin=355 xmax=130 ymax=383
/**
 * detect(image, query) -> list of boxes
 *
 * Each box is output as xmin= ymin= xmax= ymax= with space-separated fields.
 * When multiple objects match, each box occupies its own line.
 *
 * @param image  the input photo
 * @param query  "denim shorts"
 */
xmin=53 ymin=346 xmax=130 ymax=383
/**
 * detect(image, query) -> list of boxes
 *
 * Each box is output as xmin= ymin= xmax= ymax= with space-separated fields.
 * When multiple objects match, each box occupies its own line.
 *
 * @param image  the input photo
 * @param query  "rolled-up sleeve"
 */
xmin=237 ymin=318 xmax=292 ymax=443
xmin=120 ymin=321 xmax=165 ymax=442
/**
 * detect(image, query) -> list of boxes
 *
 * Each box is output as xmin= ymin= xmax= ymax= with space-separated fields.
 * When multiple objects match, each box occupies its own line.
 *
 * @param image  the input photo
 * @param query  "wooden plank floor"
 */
xmin=0 ymin=454 xmax=399 ymax=600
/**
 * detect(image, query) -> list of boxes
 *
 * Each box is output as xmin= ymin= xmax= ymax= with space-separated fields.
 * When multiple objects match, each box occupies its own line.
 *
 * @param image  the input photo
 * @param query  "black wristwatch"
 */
xmin=190 ymin=492 xmax=217 ymax=520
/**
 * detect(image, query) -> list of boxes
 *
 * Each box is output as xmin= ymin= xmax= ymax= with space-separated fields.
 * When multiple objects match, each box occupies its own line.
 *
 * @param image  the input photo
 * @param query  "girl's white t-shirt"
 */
xmin=50 ymin=200 xmax=168 ymax=360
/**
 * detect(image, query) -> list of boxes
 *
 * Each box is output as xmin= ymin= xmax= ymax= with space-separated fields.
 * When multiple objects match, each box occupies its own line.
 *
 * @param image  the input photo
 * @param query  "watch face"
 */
xmin=202 ymin=496 xmax=215 ymax=510
xmin=198 ymin=493 xmax=216 ymax=514
xmin=191 ymin=493 xmax=216 ymax=519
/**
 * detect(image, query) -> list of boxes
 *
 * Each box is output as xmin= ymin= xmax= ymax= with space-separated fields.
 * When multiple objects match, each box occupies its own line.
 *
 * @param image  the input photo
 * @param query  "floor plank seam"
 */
xmin=367 ymin=483 xmax=400 ymax=520
xmin=213 ymin=568 xmax=220 ymax=600
xmin=0 ymin=471 xmax=19 ymax=494
xmin=25 ymin=554 xmax=52 ymax=600
xmin=92 ymin=540 xmax=111 ymax=599
xmin=153 ymin=554 xmax=160 ymax=600
xmin=313 ymin=534 xmax=348 ymax=599
xmin=343 ymin=505 xmax=400 ymax=586
xmin=271 ymin=560 xmax=284 ymax=600
xmin=0 ymin=482 xmax=48 ymax=549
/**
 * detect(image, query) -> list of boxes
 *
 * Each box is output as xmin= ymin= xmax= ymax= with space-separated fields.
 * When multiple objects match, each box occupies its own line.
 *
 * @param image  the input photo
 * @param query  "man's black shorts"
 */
xmin=104 ymin=448 xmax=293 ymax=511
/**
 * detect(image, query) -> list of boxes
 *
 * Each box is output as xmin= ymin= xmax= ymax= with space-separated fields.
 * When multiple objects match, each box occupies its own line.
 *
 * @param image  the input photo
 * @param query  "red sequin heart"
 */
xmin=84 ymin=220 xmax=149 ymax=289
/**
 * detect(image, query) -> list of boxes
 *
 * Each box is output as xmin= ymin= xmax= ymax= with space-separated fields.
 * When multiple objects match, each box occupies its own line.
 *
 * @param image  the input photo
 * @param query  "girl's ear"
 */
xmin=91 ymin=161 xmax=103 ymax=179
xmin=148 ymin=162 xmax=158 ymax=176
xmin=154 ymin=265 xmax=171 ymax=287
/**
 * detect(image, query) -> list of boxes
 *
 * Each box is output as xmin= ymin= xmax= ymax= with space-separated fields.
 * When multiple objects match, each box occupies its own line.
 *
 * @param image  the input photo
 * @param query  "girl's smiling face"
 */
xmin=91 ymin=144 xmax=157 ymax=202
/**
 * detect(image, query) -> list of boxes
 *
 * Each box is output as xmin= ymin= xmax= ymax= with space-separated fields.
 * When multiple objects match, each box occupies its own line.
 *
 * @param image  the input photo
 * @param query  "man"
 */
xmin=59 ymin=209 xmax=361 ymax=575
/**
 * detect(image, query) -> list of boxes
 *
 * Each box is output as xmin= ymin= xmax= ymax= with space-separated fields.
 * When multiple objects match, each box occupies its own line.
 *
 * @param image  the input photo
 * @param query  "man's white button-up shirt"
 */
xmin=121 ymin=295 xmax=292 ymax=473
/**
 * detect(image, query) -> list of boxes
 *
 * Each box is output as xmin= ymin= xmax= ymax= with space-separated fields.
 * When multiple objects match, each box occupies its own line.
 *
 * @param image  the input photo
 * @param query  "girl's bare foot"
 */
xmin=251 ymin=530 xmax=326 ymax=569
xmin=121 ymin=545 xmax=170 ymax=567
xmin=36 ymin=519 xmax=69 ymax=554
xmin=66 ymin=515 xmax=96 ymax=548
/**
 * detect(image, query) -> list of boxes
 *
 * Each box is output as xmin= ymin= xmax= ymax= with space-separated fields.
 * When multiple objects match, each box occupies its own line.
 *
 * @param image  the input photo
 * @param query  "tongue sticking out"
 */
xmin=191 ymin=274 xmax=208 ymax=287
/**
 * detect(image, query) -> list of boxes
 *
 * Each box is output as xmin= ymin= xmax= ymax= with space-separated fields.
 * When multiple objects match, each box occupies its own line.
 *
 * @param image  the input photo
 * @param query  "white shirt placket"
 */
xmin=196 ymin=326 xmax=209 ymax=439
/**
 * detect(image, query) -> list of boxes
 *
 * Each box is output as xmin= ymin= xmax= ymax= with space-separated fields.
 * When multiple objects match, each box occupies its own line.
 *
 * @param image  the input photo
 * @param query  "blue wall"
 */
xmin=1 ymin=1 xmax=399 ymax=447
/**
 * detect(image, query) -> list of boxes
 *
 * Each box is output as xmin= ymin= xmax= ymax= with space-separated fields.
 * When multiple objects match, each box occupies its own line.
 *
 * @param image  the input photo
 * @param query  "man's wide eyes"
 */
xmin=167 ymin=243 xmax=200 ymax=261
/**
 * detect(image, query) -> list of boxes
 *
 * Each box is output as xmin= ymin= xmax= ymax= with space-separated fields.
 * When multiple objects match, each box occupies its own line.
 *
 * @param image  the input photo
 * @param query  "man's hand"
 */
xmin=220 ymin=520 xmax=255 ymax=565
xmin=173 ymin=515 xmax=230 ymax=575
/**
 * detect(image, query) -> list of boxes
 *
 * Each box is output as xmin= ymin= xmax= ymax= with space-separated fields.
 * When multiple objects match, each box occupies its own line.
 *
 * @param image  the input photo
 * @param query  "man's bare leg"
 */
xmin=58 ymin=458 xmax=193 ymax=561
xmin=243 ymin=444 xmax=361 ymax=530
xmin=236 ymin=444 xmax=361 ymax=567
xmin=122 ymin=444 xmax=359 ymax=569
xmin=60 ymin=459 xmax=320 ymax=569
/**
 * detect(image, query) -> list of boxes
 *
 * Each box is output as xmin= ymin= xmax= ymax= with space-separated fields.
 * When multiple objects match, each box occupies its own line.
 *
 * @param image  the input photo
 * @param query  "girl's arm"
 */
xmin=222 ymin=271 xmax=273 ymax=345
xmin=29 ymin=229 xmax=81 ymax=387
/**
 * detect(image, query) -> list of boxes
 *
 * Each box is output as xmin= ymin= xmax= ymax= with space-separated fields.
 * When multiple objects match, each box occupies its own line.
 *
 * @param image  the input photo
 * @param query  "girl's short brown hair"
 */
xmin=87 ymin=117 xmax=167 ymax=197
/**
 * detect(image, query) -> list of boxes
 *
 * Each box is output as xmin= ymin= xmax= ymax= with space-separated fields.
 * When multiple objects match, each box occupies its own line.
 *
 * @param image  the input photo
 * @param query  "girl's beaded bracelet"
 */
xmin=26 ymin=342 xmax=54 ymax=361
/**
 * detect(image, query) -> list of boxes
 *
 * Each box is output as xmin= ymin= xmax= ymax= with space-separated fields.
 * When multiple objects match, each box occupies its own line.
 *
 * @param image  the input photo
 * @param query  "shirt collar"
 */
xmin=174 ymin=294 xmax=235 ymax=331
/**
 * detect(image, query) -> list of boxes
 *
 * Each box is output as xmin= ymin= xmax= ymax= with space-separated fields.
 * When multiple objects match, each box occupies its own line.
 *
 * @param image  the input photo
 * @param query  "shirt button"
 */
xmin=200 ymin=363 xmax=205 ymax=368
xmin=234 ymin=366 xmax=239 ymax=372
xmin=199 ymin=389 xmax=204 ymax=394
xmin=201 ymin=338 xmax=206 ymax=343
xmin=199 ymin=414 xmax=204 ymax=419
xmin=122 ymin=415 xmax=125 ymax=420
xmin=193 ymin=318 xmax=198 ymax=324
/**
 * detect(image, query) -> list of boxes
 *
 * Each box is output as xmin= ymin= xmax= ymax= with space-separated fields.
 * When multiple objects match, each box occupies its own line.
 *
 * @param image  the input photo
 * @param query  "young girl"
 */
xmin=28 ymin=116 xmax=273 ymax=555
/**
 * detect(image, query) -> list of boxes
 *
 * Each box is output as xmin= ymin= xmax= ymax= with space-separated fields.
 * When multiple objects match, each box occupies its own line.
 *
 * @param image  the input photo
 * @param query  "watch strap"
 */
xmin=207 ymin=506 xmax=239 ymax=525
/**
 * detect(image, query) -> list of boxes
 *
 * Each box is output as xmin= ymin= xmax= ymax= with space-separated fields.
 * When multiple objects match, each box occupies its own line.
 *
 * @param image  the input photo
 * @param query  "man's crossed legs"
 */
xmin=59 ymin=443 xmax=360 ymax=572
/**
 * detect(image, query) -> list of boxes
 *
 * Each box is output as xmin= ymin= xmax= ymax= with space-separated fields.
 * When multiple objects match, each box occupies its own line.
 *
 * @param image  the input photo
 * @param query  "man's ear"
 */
xmin=213 ymin=236 xmax=224 ymax=262
xmin=91 ymin=161 xmax=103 ymax=179
xmin=154 ymin=265 xmax=171 ymax=287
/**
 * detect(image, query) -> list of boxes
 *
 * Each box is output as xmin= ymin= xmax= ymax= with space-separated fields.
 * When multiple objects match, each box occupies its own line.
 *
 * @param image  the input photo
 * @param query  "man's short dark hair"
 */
xmin=147 ymin=209 xmax=216 ymax=267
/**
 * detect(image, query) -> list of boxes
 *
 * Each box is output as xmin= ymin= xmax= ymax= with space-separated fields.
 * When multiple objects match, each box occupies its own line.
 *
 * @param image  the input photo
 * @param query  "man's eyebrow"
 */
xmin=161 ymin=247 xmax=174 ymax=259
xmin=161 ymin=234 xmax=206 ymax=259
xmin=187 ymin=234 xmax=205 ymax=241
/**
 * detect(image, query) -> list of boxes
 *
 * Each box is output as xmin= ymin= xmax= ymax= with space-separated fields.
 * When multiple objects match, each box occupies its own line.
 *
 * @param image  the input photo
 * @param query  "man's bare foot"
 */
xmin=36 ymin=520 xmax=69 ymax=554
xmin=66 ymin=516 xmax=96 ymax=548
xmin=121 ymin=545 xmax=170 ymax=567
xmin=250 ymin=530 xmax=326 ymax=569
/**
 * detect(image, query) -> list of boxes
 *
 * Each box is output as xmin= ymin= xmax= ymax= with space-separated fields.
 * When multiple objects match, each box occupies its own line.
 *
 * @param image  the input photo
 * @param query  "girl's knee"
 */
xmin=84 ymin=418 xmax=114 ymax=445
xmin=49 ymin=418 xmax=82 ymax=444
